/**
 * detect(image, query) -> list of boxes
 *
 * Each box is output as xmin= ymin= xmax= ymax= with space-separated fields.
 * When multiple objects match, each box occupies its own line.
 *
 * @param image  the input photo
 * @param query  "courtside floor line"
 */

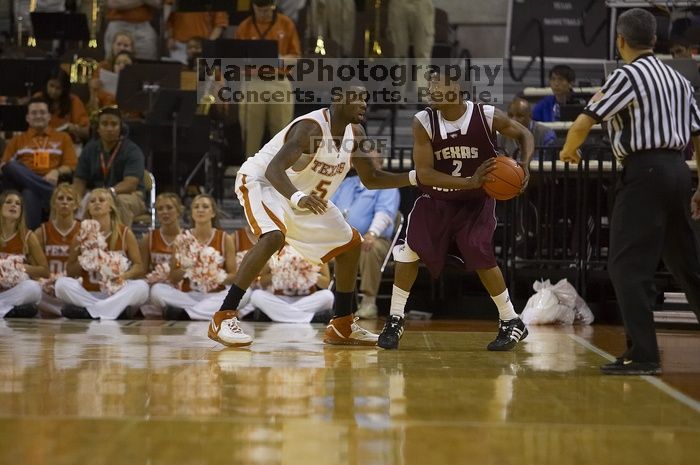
xmin=569 ymin=334 xmax=700 ymax=413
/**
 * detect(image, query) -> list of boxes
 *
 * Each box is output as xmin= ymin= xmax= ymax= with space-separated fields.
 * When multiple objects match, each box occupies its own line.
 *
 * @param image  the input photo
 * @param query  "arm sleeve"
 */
xmin=60 ymin=133 xmax=77 ymax=168
xmin=583 ymin=69 xmax=635 ymax=123
xmin=70 ymin=95 xmax=90 ymax=127
xmin=690 ymin=90 xmax=700 ymax=136
xmin=2 ymin=136 xmax=18 ymax=163
xmin=74 ymin=144 xmax=92 ymax=180
xmin=122 ymin=142 xmax=146 ymax=180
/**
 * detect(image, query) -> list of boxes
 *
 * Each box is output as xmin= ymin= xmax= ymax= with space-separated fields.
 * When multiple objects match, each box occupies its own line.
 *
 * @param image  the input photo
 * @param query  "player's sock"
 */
xmin=389 ymin=285 xmax=409 ymax=317
xmin=361 ymin=295 xmax=376 ymax=306
xmin=333 ymin=291 xmax=354 ymax=318
xmin=219 ymin=284 xmax=246 ymax=311
xmin=491 ymin=289 xmax=518 ymax=321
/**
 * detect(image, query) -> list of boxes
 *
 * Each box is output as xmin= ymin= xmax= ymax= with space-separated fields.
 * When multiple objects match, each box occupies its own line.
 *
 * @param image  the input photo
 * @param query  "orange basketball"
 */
xmin=482 ymin=155 xmax=525 ymax=201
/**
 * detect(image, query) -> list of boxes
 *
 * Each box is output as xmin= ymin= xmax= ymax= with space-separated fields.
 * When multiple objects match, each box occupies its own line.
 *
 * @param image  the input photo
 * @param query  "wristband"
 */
xmin=408 ymin=170 xmax=417 ymax=186
xmin=290 ymin=191 xmax=306 ymax=208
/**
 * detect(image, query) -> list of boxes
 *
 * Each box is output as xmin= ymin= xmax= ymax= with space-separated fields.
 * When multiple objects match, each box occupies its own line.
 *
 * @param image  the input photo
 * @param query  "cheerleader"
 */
xmin=241 ymin=244 xmax=334 ymax=323
xmin=55 ymin=188 xmax=149 ymax=319
xmin=0 ymin=190 xmax=49 ymax=318
xmin=139 ymin=193 xmax=183 ymax=319
xmin=150 ymin=194 xmax=237 ymax=320
xmin=34 ymin=183 xmax=81 ymax=317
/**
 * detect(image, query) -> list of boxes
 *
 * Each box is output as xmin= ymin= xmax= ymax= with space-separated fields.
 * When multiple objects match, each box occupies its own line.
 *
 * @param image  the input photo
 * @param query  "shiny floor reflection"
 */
xmin=0 ymin=319 xmax=698 ymax=465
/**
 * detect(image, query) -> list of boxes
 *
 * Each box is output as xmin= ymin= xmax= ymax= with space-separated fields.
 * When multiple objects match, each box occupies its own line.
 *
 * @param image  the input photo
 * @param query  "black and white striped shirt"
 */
xmin=583 ymin=53 xmax=700 ymax=162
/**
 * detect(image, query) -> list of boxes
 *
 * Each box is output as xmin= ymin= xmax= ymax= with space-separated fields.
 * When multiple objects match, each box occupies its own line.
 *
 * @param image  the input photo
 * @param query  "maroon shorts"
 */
xmin=405 ymin=194 xmax=497 ymax=277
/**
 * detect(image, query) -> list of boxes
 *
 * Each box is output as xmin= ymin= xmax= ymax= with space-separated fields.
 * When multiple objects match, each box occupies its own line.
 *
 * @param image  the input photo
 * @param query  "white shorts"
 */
xmin=236 ymin=172 xmax=360 ymax=264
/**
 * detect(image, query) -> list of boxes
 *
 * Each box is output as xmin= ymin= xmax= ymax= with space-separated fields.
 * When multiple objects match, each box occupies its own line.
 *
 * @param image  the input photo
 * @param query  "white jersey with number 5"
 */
xmin=238 ymin=108 xmax=354 ymax=200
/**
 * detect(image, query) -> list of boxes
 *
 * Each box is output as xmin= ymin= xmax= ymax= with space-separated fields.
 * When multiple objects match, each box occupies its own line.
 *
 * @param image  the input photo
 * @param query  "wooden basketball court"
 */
xmin=0 ymin=319 xmax=698 ymax=464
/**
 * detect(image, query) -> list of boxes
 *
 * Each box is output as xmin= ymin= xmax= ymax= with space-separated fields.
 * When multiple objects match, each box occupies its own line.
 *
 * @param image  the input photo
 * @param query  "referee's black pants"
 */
xmin=608 ymin=150 xmax=700 ymax=363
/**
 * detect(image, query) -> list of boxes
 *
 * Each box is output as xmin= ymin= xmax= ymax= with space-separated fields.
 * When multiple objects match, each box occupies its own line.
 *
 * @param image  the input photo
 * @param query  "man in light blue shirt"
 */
xmin=332 ymin=151 xmax=400 ymax=319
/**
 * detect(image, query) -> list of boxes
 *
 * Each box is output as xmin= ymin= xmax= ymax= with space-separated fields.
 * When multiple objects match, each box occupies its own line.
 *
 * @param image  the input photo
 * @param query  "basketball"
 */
xmin=482 ymin=155 xmax=526 ymax=201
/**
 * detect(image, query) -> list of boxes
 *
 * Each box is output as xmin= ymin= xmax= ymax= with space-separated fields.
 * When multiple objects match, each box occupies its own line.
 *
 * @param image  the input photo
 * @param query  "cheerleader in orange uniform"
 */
xmin=0 ymin=190 xmax=49 ymax=317
xmin=55 ymin=188 xmax=149 ymax=319
xmin=150 ymin=194 xmax=237 ymax=320
xmin=139 ymin=193 xmax=183 ymax=318
xmin=34 ymin=183 xmax=81 ymax=316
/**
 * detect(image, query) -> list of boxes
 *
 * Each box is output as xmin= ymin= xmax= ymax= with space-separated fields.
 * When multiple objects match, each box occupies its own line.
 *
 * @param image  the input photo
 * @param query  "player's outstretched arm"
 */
xmin=351 ymin=124 xmax=414 ymax=189
xmin=411 ymin=118 xmax=495 ymax=190
xmin=265 ymin=120 xmax=328 ymax=214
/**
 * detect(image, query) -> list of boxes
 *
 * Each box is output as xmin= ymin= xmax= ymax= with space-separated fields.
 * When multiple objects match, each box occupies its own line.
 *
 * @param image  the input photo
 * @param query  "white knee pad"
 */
xmin=392 ymin=242 xmax=420 ymax=263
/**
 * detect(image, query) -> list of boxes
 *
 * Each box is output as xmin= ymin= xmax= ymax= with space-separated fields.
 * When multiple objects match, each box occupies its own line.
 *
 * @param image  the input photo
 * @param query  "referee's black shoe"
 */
xmin=487 ymin=317 xmax=528 ymax=351
xmin=378 ymin=315 xmax=405 ymax=350
xmin=600 ymin=358 xmax=661 ymax=376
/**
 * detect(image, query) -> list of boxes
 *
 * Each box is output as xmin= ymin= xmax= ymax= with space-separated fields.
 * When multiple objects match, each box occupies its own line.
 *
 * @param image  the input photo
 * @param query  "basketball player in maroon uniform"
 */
xmin=378 ymin=72 xmax=535 ymax=350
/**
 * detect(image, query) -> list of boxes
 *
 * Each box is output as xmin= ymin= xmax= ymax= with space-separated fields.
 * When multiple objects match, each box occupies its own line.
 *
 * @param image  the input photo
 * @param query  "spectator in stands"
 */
xmin=331 ymin=149 xmax=400 ymax=319
xmin=1 ymin=98 xmax=77 ymax=229
xmin=388 ymin=0 xmax=434 ymax=60
xmin=139 ymin=192 xmax=183 ymax=319
xmin=55 ymin=188 xmax=148 ymax=319
xmin=277 ymin=0 xmax=306 ymax=24
xmin=149 ymin=194 xmax=237 ymax=320
xmin=88 ymin=51 xmax=134 ymax=113
xmin=35 ymin=68 xmax=89 ymax=141
xmin=73 ymin=106 xmax=146 ymax=227
xmin=35 ymin=183 xmax=81 ymax=317
xmin=0 ymin=190 xmax=49 ymax=318
xmin=669 ymin=37 xmax=694 ymax=59
xmin=164 ymin=0 xmax=228 ymax=64
xmin=387 ymin=0 xmax=435 ymax=102
xmin=236 ymin=0 xmax=301 ymax=157
xmin=99 ymin=31 xmax=135 ymax=70
xmin=305 ymin=0 xmax=356 ymax=57
xmin=185 ymin=36 xmax=204 ymax=71
xmin=499 ymin=97 xmax=556 ymax=160
xmin=240 ymin=244 xmax=334 ymax=323
xmin=532 ymin=65 xmax=586 ymax=122
xmin=104 ymin=0 xmax=161 ymax=60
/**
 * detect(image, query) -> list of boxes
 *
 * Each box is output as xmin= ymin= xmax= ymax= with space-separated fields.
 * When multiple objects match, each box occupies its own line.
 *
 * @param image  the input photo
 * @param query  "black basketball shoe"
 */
xmin=487 ymin=317 xmax=528 ymax=351
xmin=378 ymin=315 xmax=405 ymax=350
xmin=5 ymin=304 xmax=38 ymax=318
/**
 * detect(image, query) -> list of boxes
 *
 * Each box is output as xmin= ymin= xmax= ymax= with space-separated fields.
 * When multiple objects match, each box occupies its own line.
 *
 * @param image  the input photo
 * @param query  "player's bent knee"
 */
xmin=259 ymin=230 xmax=285 ymax=249
xmin=392 ymin=243 xmax=419 ymax=263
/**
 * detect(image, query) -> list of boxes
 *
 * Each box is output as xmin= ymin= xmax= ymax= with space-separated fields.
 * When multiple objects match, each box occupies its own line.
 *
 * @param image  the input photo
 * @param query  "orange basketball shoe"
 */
xmin=323 ymin=314 xmax=378 ymax=346
xmin=208 ymin=310 xmax=253 ymax=347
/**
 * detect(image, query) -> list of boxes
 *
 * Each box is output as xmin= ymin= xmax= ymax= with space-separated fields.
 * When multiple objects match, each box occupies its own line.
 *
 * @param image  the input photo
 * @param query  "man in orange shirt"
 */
xmin=236 ymin=0 xmax=301 ymax=157
xmin=0 ymin=98 xmax=77 ymax=229
xmin=104 ymin=0 xmax=161 ymax=60
xmin=164 ymin=0 xmax=229 ymax=64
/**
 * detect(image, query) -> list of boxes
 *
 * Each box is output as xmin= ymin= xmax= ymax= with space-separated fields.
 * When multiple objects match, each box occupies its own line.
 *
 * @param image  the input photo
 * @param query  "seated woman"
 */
xmin=34 ymin=183 xmax=81 ymax=317
xmin=150 ymin=194 xmax=237 ymax=320
xmin=97 ymin=31 xmax=135 ymax=74
xmin=139 ymin=193 xmax=183 ymax=319
xmin=87 ymin=51 xmax=134 ymax=114
xmin=0 ymin=190 xmax=49 ymax=318
xmin=241 ymin=244 xmax=334 ymax=323
xmin=55 ymin=188 xmax=148 ymax=319
xmin=35 ymin=69 xmax=89 ymax=141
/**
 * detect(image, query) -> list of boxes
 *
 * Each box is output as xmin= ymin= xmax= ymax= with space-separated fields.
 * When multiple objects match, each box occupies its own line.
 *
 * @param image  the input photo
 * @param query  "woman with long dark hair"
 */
xmin=36 ymin=68 xmax=89 ymax=141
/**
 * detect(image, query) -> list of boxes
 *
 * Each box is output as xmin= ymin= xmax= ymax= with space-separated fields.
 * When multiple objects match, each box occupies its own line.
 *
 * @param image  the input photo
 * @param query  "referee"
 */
xmin=559 ymin=8 xmax=700 ymax=375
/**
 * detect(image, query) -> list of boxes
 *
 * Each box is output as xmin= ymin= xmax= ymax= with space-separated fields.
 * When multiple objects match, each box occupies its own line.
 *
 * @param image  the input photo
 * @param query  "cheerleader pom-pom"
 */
xmin=146 ymin=262 xmax=171 ymax=284
xmin=0 ymin=255 xmax=28 ymax=289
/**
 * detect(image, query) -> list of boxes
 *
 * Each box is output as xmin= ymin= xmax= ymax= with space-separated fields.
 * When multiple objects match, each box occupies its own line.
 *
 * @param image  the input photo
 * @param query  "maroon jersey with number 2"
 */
xmin=405 ymin=102 xmax=499 ymax=277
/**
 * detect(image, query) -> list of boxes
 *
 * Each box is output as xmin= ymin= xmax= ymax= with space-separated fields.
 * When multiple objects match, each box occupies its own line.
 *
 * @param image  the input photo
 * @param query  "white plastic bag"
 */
xmin=520 ymin=279 xmax=594 ymax=325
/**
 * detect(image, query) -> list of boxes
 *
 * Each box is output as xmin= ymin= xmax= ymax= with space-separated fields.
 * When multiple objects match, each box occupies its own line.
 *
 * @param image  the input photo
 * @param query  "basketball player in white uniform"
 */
xmin=208 ymin=86 xmax=417 ymax=347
